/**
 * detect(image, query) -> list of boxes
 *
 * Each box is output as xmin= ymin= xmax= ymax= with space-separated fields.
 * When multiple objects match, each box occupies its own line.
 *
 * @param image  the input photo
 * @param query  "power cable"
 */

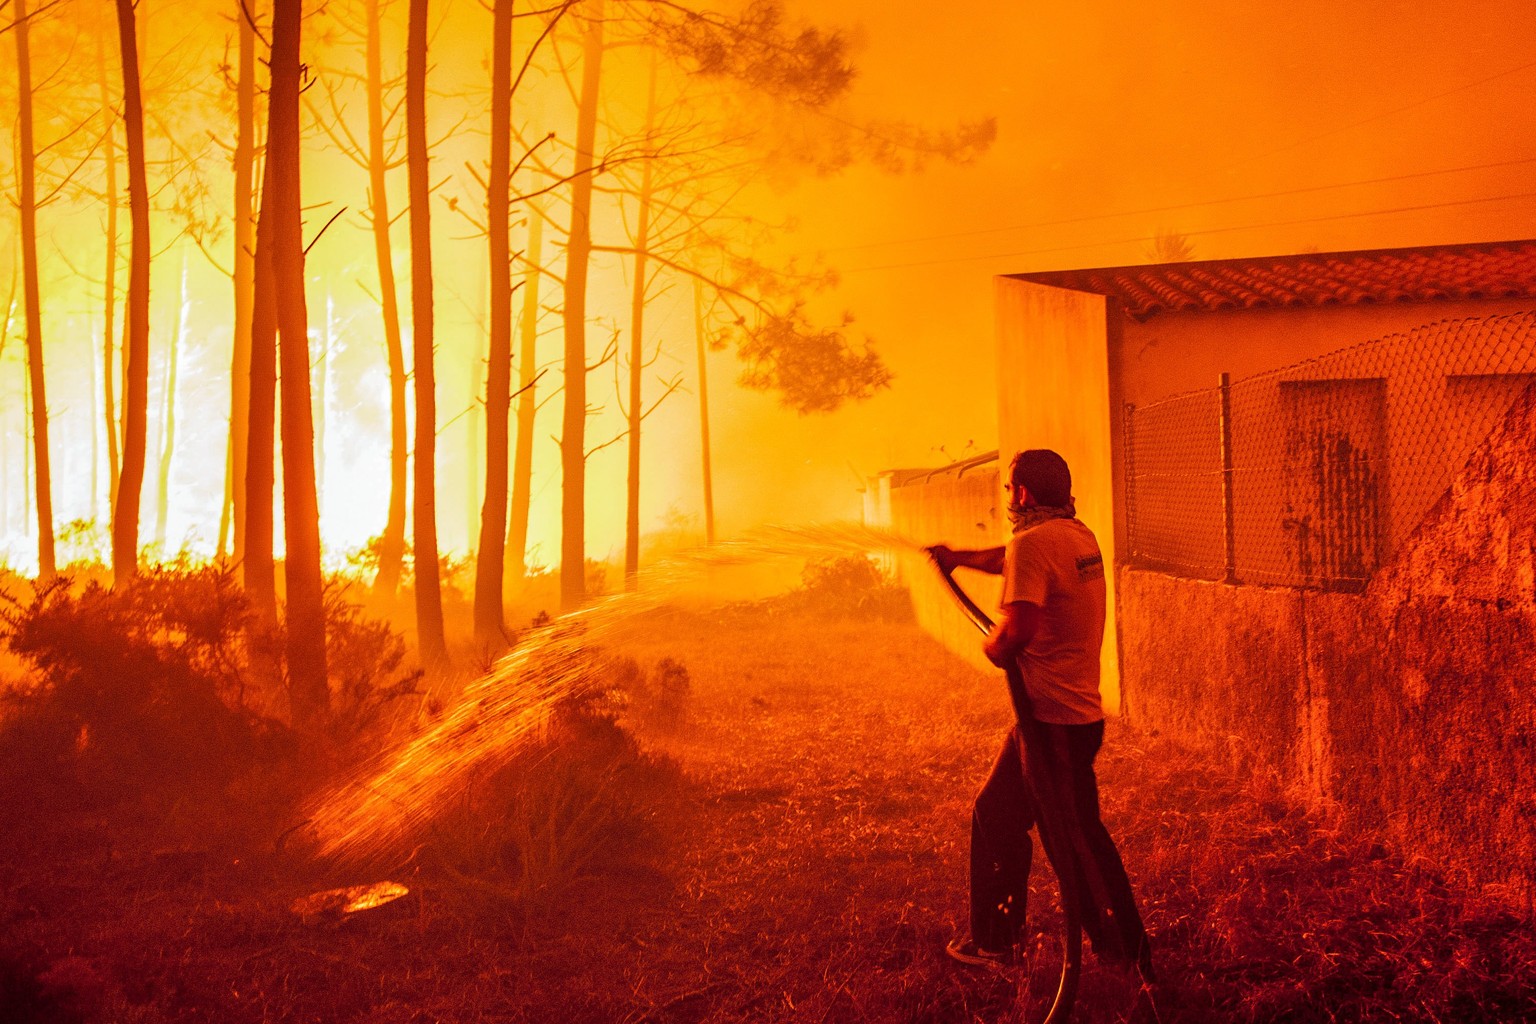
xmin=824 ymin=155 xmax=1536 ymax=255
xmin=1212 ymin=56 xmax=1536 ymax=175
xmin=843 ymin=189 xmax=1536 ymax=275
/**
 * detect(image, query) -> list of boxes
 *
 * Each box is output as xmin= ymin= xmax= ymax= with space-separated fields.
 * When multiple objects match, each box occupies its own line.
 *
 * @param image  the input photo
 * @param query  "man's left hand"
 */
xmin=982 ymin=631 xmax=1011 ymax=668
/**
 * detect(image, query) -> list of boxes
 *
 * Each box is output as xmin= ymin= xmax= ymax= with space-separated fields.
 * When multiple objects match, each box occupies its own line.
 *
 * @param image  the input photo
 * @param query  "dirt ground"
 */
xmin=3 ymin=611 xmax=1533 ymax=1023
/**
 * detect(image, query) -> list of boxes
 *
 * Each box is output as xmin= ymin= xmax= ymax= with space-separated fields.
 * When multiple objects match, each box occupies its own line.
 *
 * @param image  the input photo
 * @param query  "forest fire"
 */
xmin=4 ymin=0 xmax=1536 ymax=1021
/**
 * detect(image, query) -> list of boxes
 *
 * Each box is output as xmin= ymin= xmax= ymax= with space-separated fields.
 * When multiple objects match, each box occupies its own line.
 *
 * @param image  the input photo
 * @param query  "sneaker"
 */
xmin=945 ymin=936 xmax=1012 ymax=970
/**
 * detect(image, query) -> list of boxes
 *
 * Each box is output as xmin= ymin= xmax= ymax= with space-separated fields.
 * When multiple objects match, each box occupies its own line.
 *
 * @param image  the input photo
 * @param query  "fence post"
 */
xmin=1219 ymin=372 xmax=1238 ymax=584
xmin=1123 ymin=401 xmax=1136 ymax=562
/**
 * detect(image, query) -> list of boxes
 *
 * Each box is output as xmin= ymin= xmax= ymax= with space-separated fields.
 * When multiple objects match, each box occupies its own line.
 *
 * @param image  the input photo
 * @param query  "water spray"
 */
xmin=304 ymin=523 xmax=923 ymax=865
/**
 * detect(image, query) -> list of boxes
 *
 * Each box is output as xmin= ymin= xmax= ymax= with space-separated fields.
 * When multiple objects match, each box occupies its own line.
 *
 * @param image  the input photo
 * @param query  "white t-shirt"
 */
xmin=1001 ymin=517 xmax=1107 ymax=725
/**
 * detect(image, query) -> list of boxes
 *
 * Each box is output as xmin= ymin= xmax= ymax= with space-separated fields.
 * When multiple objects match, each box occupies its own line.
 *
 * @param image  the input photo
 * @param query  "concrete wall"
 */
xmin=996 ymin=277 xmax=1122 ymax=713
xmin=883 ymin=456 xmax=1004 ymax=677
xmin=1116 ymin=296 xmax=1536 ymax=407
xmin=1121 ymin=381 xmax=1536 ymax=909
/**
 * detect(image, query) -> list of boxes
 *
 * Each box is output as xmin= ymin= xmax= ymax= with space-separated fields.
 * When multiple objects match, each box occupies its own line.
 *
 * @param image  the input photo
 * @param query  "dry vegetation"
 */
xmin=1 ymin=563 xmax=1533 ymax=1023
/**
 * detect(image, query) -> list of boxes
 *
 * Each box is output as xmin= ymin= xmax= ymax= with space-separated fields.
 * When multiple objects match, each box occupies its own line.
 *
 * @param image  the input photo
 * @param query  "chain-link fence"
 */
xmin=1125 ymin=311 xmax=1536 ymax=589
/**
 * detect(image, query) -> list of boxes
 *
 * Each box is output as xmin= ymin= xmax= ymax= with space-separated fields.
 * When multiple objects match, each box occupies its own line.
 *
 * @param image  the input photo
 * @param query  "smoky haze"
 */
xmin=0 ymin=0 xmax=1533 ymax=572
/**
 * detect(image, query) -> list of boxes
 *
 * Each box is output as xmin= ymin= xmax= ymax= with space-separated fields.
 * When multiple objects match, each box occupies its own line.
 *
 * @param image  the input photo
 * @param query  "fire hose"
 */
xmin=930 ymin=553 xmax=1082 ymax=1024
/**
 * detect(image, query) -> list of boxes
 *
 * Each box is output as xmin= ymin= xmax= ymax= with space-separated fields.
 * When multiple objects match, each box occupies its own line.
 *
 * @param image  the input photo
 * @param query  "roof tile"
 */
xmin=1014 ymin=239 xmax=1536 ymax=321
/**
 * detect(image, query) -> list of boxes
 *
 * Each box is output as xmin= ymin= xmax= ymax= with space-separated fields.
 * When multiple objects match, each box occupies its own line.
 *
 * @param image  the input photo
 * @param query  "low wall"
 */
xmin=883 ymin=456 xmax=1004 ymax=678
xmin=1122 ymin=383 xmax=1536 ymax=909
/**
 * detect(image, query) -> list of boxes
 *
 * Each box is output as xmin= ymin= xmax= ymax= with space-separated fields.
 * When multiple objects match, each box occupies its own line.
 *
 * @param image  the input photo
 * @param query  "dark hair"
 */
xmin=1009 ymin=449 xmax=1072 ymax=507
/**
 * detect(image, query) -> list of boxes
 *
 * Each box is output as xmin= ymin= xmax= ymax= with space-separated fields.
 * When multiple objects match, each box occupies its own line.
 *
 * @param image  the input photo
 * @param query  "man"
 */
xmin=928 ymin=448 xmax=1152 ymax=977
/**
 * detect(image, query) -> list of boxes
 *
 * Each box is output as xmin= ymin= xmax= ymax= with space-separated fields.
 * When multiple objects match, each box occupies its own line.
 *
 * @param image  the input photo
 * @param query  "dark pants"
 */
xmin=970 ymin=719 xmax=1151 ymax=966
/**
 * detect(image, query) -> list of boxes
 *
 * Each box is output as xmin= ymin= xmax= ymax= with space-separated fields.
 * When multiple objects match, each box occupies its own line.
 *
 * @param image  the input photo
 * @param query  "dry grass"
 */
xmin=1 ymin=610 xmax=1533 ymax=1023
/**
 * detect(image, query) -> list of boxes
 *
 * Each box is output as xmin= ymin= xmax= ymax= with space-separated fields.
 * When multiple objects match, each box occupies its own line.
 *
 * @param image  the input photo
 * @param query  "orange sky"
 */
xmin=714 ymin=0 xmax=1536 ymax=536
xmin=4 ymin=0 xmax=1536 ymax=571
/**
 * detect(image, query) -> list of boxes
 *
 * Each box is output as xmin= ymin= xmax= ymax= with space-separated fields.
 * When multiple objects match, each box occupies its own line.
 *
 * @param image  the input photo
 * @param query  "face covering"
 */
xmin=1007 ymin=495 xmax=1077 ymax=532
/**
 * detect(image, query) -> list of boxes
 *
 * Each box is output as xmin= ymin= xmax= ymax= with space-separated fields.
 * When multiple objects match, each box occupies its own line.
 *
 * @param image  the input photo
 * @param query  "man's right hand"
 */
xmin=926 ymin=544 xmax=957 ymax=573
xmin=924 ymin=544 xmax=1007 ymax=576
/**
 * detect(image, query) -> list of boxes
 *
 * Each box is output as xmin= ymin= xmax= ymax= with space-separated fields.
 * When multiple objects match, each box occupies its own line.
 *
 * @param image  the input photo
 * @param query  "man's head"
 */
xmin=1008 ymin=449 xmax=1072 ymax=508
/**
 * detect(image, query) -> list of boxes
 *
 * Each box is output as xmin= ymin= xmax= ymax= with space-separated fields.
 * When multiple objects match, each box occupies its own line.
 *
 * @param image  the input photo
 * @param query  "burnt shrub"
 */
xmin=0 ymin=563 xmax=288 ymax=807
xmin=307 ymin=579 xmax=423 ymax=748
xmin=596 ymin=654 xmax=692 ymax=733
xmin=776 ymin=554 xmax=912 ymax=621
xmin=430 ymin=664 xmax=682 ymax=910
xmin=648 ymin=657 xmax=692 ymax=731
xmin=716 ymin=554 xmax=910 ymax=622
xmin=630 ymin=656 xmax=692 ymax=732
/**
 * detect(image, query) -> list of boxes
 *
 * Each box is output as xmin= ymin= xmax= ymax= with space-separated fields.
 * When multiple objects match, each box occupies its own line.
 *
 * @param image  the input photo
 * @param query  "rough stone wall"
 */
xmin=1117 ymin=570 xmax=1302 ymax=774
xmin=1121 ymin=382 xmax=1536 ymax=909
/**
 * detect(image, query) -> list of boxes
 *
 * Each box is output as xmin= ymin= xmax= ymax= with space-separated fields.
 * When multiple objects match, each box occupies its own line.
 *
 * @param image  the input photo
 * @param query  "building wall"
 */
xmin=1116 ymin=296 xmax=1536 ymax=407
xmin=1121 ymin=381 xmax=1536 ymax=909
xmin=996 ymin=277 xmax=1122 ymax=713
xmin=1120 ymin=305 xmax=1536 ymax=587
xmin=883 ymin=457 xmax=1005 ymax=678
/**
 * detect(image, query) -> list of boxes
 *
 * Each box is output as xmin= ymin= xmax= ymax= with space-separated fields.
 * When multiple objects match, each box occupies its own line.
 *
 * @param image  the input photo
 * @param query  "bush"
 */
xmin=0 ymin=564 xmax=420 ymax=811
xmin=799 ymin=554 xmax=911 ymax=618
xmin=0 ymin=563 xmax=289 ymax=806
xmin=429 ymin=663 xmax=681 ymax=909
xmin=727 ymin=554 xmax=913 ymax=622
xmin=626 ymin=656 xmax=692 ymax=732
xmin=307 ymin=578 xmax=423 ymax=747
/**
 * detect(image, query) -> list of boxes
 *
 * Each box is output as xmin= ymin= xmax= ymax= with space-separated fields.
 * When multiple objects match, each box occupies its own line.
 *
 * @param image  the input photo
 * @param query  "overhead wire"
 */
xmin=823 ymin=55 xmax=1536 ymax=260
xmin=843 ymin=189 xmax=1536 ymax=275
xmin=823 ymin=155 xmax=1536 ymax=255
xmin=1211 ymin=55 xmax=1536 ymax=175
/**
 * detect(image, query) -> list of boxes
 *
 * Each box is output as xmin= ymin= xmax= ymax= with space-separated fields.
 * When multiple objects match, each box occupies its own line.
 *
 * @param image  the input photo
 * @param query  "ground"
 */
xmin=2 ymin=611 xmax=1533 ymax=1023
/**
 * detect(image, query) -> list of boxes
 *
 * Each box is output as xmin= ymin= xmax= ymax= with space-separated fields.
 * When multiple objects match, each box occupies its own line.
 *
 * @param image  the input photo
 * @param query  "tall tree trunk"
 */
xmin=694 ymin=278 xmax=714 ymax=545
xmin=111 ymin=0 xmax=151 ymax=583
xmin=367 ymin=0 xmax=408 ymax=598
xmin=623 ymin=58 xmax=657 ymax=589
xmin=560 ymin=0 xmax=603 ymax=611
xmin=23 ymin=370 xmax=34 ymax=543
xmin=506 ymin=205 xmax=540 ymax=585
xmin=1 ymin=265 xmax=17 ymax=536
xmin=474 ymin=0 xmax=513 ymax=645
xmin=246 ymin=23 xmax=280 ymax=641
xmin=223 ymin=0 xmax=256 ymax=566
xmin=89 ymin=312 xmax=100 ymax=519
xmin=266 ymin=0 xmax=329 ymax=723
xmin=154 ymin=253 xmax=186 ymax=551
xmin=314 ymin=291 xmax=330 ymax=517
xmin=408 ymin=0 xmax=447 ymax=663
xmin=15 ymin=0 xmax=55 ymax=581
xmin=1 ymin=264 xmax=16 ymax=537
xmin=98 ymin=30 xmax=120 ymax=519
xmin=0 ymin=378 xmax=8 ymax=536
xmin=245 ymin=224 xmax=278 ymax=628
xmin=467 ymin=278 xmax=484 ymax=562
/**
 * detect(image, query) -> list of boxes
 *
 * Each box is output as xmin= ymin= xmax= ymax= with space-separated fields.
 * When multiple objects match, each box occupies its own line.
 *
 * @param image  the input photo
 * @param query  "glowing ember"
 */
xmin=291 ymin=880 xmax=410 ymax=919
xmin=305 ymin=523 xmax=920 ymax=864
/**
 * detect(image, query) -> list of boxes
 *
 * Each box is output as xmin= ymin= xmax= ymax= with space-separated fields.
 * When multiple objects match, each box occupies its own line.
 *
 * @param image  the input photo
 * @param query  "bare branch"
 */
xmin=189 ymin=229 xmax=234 ymax=279
xmin=510 ymin=1 xmax=574 ymax=98
xmin=0 ymin=0 xmax=65 ymax=34
xmin=586 ymin=329 xmax=618 ymax=373
xmin=592 ymin=243 xmax=771 ymax=318
xmin=238 ymin=0 xmax=272 ymax=50
xmin=303 ymin=206 xmax=349 ymax=255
